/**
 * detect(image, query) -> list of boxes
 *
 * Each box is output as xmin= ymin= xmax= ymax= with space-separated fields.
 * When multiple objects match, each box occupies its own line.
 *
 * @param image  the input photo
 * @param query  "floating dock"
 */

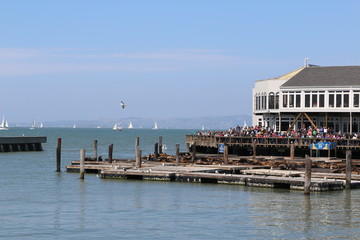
xmin=0 ymin=136 xmax=47 ymax=152
xmin=65 ymin=158 xmax=360 ymax=192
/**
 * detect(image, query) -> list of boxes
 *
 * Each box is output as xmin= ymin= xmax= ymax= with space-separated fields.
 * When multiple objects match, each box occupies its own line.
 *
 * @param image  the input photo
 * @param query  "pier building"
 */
xmin=252 ymin=63 xmax=360 ymax=133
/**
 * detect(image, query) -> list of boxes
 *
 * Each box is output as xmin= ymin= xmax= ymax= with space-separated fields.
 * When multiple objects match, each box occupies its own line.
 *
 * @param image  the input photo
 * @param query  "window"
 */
xmin=344 ymin=94 xmax=349 ymax=107
xmin=283 ymin=94 xmax=288 ymax=108
xmin=336 ymin=94 xmax=342 ymax=107
xmin=305 ymin=93 xmax=310 ymax=108
xmin=263 ymin=95 xmax=267 ymax=109
xmin=319 ymin=94 xmax=325 ymax=107
xmin=296 ymin=94 xmax=301 ymax=108
xmin=312 ymin=93 xmax=318 ymax=107
xmin=329 ymin=93 xmax=334 ymax=107
xmin=269 ymin=92 xmax=275 ymax=109
xmin=354 ymin=93 xmax=360 ymax=107
xmin=275 ymin=93 xmax=279 ymax=109
xmin=289 ymin=94 xmax=294 ymax=108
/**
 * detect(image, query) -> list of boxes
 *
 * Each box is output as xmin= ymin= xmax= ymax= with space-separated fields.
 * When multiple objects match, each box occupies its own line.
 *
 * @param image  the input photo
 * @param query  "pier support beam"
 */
xmin=175 ymin=144 xmax=180 ymax=166
xmin=304 ymin=155 xmax=312 ymax=195
xmin=223 ymin=145 xmax=228 ymax=164
xmin=346 ymin=150 xmax=352 ymax=189
xmin=159 ymin=136 xmax=163 ymax=154
xmin=108 ymin=144 xmax=113 ymax=163
xmin=136 ymin=148 xmax=142 ymax=168
xmin=80 ymin=149 xmax=85 ymax=179
xmin=191 ymin=143 xmax=196 ymax=163
xmin=154 ymin=143 xmax=159 ymax=157
xmin=252 ymin=141 xmax=257 ymax=160
xmin=135 ymin=137 xmax=140 ymax=150
xmin=56 ymin=138 xmax=61 ymax=172
xmin=290 ymin=143 xmax=295 ymax=160
xmin=93 ymin=140 xmax=98 ymax=161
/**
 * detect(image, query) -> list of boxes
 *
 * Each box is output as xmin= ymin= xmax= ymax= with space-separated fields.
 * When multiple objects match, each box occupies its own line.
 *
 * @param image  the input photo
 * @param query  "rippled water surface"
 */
xmin=1 ymin=128 xmax=360 ymax=239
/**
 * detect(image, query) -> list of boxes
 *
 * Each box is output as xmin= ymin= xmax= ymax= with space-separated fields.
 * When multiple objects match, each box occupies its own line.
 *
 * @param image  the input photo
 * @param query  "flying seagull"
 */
xmin=120 ymin=101 xmax=127 ymax=109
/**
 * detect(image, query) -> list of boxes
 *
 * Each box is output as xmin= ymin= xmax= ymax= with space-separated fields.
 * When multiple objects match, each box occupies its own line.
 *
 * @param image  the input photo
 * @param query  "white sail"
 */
xmin=113 ymin=122 xmax=122 ymax=131
xmin=72 ymin=124 xmax=76 ymax=128
xmin=128 ymin=121 xmax=134 ymax=129
xmin=152 ymin=121 xmax=158 ymax=130
xmin=30 ymin=120 xmax=35 ymax=130
xmin=39 ymin=122 xmax=43 ymax=128
xmin=0 ymin=116 xmax=9 ymax=130
xmin=201 ymin=125 xmax=205 ymax=131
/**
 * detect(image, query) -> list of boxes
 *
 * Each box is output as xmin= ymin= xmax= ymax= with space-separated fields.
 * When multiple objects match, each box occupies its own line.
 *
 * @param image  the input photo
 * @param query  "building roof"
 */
xmin=280 ymin=65 xmax=360 ymax=88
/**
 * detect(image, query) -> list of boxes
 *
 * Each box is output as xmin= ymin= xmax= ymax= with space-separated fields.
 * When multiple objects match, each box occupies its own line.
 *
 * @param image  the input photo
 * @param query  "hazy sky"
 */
xmin=1 ymin=0 xmax=360 ymax=122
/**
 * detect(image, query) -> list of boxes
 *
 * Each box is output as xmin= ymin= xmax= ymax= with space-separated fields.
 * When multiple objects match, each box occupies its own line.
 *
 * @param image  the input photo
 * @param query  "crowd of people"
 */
xmin=197 ymin=125 xmax=359 ymax=140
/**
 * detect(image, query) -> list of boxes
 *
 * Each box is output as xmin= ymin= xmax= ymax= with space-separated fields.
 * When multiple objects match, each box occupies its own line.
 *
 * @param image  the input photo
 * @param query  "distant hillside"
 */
xmin=14 ymin=115 xmax=252 ymax=130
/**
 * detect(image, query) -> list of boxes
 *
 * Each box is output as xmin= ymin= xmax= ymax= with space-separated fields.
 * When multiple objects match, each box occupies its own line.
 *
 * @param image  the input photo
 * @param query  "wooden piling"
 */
xmin=346 ymin=150 xmax=352 ymax=189
xmin=191 ymin=143 xmax=196 ymax=163
xmin=93 ymin=140 xmax=98 ymax=160
xmin=290 ymin=143 xmax=295 ymax=160
xmin=252 ymin=140 xmax=257 ymax=160
xmin=108 ymin=144 xmax=113 ymax=163
xmin=175 ymin=144 xmax=180 ymax=166
xmin=223 ymin=145 xmax=228 ymax=164
xmin=56 ymin=138 xmax=61 ymax=172
xmin=136 ymin=148 xmax=142 ymax=168
xmin=135 ymin=137 xmax=140 ymax=150
xmin=80 ymin=149 xmax=85 ymax=179
xmin=154 ymin=143 xmax=159 ymax=157
xmin=304 ymin=155 xmax=312 ymax=195
xmin=159 ymin=136 xmax=163 ymax=154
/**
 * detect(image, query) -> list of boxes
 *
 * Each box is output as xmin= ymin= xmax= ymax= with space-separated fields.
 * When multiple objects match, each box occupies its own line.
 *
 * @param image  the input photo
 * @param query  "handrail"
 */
xmin=186 ymin=135 xmax=360 ymax=148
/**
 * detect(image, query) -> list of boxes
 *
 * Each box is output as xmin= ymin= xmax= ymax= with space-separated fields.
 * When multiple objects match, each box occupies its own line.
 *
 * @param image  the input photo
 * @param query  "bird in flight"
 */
xmin=120 ymin=101 xmax=127 ymax=109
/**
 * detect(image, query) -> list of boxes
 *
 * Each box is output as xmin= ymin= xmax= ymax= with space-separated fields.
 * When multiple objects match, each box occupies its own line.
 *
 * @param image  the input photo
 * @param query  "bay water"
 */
xmin=1 ymin=128 xmax=360 ymax=239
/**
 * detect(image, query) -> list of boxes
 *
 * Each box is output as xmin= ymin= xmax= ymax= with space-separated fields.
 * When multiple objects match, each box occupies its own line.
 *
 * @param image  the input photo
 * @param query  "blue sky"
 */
xmin=0 ymin=0 xmax=359 ymax=123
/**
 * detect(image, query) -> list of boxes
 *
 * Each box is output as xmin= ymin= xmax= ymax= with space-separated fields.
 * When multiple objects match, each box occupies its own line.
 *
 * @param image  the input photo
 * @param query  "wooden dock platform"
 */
xmin=65 ymin=159 xmax=360 ymax=192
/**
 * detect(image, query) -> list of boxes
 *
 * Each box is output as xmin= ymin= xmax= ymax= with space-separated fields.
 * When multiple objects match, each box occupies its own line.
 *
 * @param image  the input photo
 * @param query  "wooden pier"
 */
xmin=61 ymin=136 xmax=360 ymax=192
xmin=0 ymin=136 xmax=47 ymax=152
xmin=65 ymin=157 xmax=360 ymax=192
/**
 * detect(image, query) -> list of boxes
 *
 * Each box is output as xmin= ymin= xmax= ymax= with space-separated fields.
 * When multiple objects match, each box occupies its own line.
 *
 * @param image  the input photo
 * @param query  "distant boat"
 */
xmin=39 ymin=122 xmax=43 ymax=128
xmin=152 ymin=121 xmax=158 ymax=130
xmin=0 ymin=116 xmax=9 ymax=130
xmin=113 ymin=122 xmax=122 ymax=131
xmin=96 ymin=126 xmax=101 ymax=129
xmin=30 ymin=120 xmax=36 ymax=130
xmin=128 ymin=121 xmax=134 ymax=129
xmin=201 ymin=125 xmax=205 ymax=131
xmin=72 ymin=124 xmax=76 ymax=128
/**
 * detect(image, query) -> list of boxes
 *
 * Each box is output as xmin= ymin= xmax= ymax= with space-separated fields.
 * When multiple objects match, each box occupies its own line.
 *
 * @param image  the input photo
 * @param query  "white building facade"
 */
xmin=252 ymin=65 xmax=360 ymax=133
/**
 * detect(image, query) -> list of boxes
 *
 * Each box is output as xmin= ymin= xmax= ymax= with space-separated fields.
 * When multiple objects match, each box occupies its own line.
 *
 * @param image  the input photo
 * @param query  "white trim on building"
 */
xmin=252 ymin=65 xmax=360 ymax=133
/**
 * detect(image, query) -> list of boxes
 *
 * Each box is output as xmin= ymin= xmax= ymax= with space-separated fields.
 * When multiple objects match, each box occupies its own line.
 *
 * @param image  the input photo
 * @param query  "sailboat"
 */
xmin=39 ymin=122 xmax=43 ymax=128
xmin=128 ymin=121 xmax=134 ymax=129
xmin=0 ymin=116 xmax=9 ymax=130
xmin=201 ymin=125 xmax=205 ymax=131
xmin=72 ymin=124 xmax=76 ymax=128
xmin=152 ymin=121 xmax=158 ymax=130
xmin=30 ymin=120 xmax=36 ymax=130
xmin=113 ymin=122 xmax=122 ymax=131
